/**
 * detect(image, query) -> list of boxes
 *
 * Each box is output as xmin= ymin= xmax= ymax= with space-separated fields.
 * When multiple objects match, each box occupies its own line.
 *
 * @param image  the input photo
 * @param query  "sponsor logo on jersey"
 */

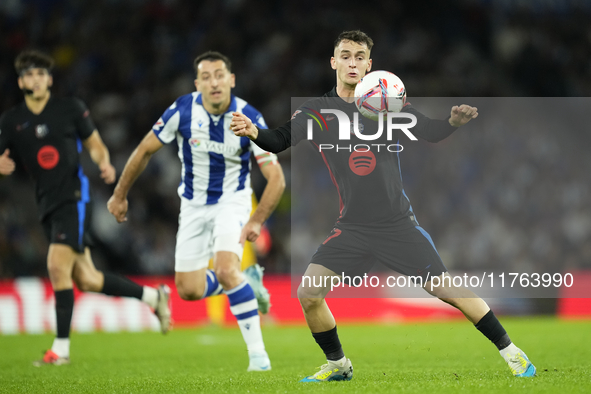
xmin=37 ymin=145 xmax=60 ymax=169
xmin=348 ymin=150 xmax=376 ymax=176
xmin=190 ymin=139 xmax=243 ymax=155
xmin=35 ymin=124 xmax=49 ymax=139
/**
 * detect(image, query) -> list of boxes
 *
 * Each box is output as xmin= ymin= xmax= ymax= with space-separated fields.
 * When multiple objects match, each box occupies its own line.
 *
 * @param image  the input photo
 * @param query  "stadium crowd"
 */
xmin=1 ymin=0 xmax=590 ymax=277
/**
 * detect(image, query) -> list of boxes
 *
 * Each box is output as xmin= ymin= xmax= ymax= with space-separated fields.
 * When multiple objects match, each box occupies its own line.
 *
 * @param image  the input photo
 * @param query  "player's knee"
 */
xmin=47 ymin=261 xmax=71 ymax=283
xmin=74 ymin=273 xmax=101 ymax=293
xmin=175 ymin=278 xmax=204 ymax=301
xmin=297 ymin=284 xmax=325 ymax=307
xmin=176 ymin=286 xmax=203 ymax=301
xmin=438 ymin=296 xmax=462 ymax=308
xmin=214 ymin=265 xmax=240 ymax=288
xmin=298 ymin=296 xmax=324 ymax=311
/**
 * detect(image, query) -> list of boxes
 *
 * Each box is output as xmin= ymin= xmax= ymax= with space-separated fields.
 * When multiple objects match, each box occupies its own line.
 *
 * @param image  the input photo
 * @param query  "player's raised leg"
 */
xmin=173 ymin=197 xmax=224 ymax=302
xmin=173 ymin=213 xmax=270 ymax=371
xmin=425 ymin=273 xmax=536 ymax=377
xmin=72 ymin=247 xmax=171 ymax=334
xmin=297 ymin=263 xmax=353 ymax=382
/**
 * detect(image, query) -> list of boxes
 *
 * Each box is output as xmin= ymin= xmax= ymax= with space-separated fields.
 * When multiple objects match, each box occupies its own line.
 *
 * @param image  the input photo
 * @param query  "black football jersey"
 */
xmin=254 ymin=87 xmax=458 ymax=227
xmin=0 ymin=97 xmax=96 ymax=219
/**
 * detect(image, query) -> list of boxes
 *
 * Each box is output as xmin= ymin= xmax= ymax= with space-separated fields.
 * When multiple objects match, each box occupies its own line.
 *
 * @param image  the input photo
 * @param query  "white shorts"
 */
xmin=174 ymin=191 xmax=252 ymax=272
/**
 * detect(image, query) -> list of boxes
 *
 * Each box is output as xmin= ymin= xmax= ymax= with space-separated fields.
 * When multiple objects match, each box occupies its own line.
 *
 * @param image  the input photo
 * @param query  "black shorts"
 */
xmin=41 ymin=201 xmax=93 ymax=253
xmin=309 ymin=219 xmax=447 ymax=282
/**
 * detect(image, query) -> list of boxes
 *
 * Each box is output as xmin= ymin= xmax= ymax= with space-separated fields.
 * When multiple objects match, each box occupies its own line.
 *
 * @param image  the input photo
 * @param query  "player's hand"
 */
xmin=449 ymin=105 xmax=478 ymax=127
xmin=100 ymin=162 xmax=116 ymax=184
xmin=239 ymin=218 xmax=262 ymax=245
xmin=0 ymin=149 xmax=15 ymax=176
xmin=231 ymin=112 xmax=259 ymax=140
xmin=107 ymin=195 xmax=128 ymax=223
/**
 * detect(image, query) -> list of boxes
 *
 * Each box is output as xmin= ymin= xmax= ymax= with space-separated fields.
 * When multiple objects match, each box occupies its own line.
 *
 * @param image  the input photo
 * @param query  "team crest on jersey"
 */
xmin=350 ymin=119 xmax=364 ymax=134
xmin=35 ymin=124 xmax=49 ymax=138
xmin=189 ymin=138 xmax=201 ymax=148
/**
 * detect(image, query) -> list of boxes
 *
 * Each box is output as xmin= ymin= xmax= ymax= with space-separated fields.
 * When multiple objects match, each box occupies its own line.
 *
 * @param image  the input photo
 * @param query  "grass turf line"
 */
xmin=0 ymin=318 xmax=589 ymax=394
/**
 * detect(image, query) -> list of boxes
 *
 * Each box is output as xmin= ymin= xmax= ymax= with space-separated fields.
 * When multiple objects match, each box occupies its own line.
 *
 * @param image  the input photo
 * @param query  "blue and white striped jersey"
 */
xmin=152 ymin=92 xmax=277 ymax=205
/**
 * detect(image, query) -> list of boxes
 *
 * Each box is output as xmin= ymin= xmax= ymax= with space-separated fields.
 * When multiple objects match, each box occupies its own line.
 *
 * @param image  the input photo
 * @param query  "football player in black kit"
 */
xmin=231 ymin=30 xmax=536 ymax=381
xmin=0 ymin=50 xmax=171 ymax=366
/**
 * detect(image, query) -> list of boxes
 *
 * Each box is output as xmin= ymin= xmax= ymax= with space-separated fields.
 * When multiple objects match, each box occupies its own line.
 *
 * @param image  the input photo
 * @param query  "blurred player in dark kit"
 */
xmin=0 ymin=50 xmax=171 ymax=366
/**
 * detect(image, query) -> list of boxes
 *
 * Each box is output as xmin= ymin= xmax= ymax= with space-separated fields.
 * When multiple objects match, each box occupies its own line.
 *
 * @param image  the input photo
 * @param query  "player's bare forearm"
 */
xmin=83 ymin=130 xmax=110 ymax=166
xmin=250 ymin=163 xmax=285 ymax=225
xmin=112 ymin=131 xmax=163 ymax=199
xmin=113 ymin=147 xmax=151 ymax=199
xmin=83 ymin=130 xmax=116 ymax=183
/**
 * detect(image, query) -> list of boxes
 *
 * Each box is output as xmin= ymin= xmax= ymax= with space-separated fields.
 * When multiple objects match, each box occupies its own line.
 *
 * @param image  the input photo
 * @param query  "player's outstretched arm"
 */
xmin=404 ymin=104 xmax=478 ymax=143
xmin=83 ymin=130 xmax=116 ymax=184
xmin=231 ymin=112 xmax=291 ymax=153
xmin=240 ymin=159 xmax=285 ymax=244
xmin=0 ymin=149 xmax=15 ymax=178
xmin=107 ymin=131 xmax=163 ymax=223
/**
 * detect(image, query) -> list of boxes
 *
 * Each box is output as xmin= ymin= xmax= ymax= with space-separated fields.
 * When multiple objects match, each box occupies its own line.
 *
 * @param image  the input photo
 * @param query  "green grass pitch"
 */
xmin=1 ymin=318 xmax=589 ymax=393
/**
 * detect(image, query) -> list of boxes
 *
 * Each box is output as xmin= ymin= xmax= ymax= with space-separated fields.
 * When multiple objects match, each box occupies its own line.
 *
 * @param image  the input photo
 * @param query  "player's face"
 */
xmin=18 ymin=68 xmax=52 ymax=99
xmin=331 ymin=40 xmax=372 ymax=88
xmin=195 ymin=60 xmax=235 ymax=110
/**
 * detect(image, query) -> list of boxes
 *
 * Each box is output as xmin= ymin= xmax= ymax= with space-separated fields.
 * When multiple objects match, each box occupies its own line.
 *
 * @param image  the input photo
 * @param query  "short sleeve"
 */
xmin=72 ymin=98 xmax=96 ymax=140
xmin=152 ymin=101 xmax=180 ymax=144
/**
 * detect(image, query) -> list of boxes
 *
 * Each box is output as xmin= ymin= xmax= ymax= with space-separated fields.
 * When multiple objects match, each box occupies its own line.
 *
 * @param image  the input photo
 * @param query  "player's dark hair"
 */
xmin=14 ymin=50 xmax=54 ymax=75
xmin=193 ymin=51 xmax=232 ymax=76
xmin=334 ymin=30 xmax=374 ymax=51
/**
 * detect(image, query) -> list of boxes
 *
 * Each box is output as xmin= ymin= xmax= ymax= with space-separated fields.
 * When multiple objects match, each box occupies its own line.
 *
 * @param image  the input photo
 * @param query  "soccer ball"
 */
xmin=354 ymin=70 xmax=406 ymax=121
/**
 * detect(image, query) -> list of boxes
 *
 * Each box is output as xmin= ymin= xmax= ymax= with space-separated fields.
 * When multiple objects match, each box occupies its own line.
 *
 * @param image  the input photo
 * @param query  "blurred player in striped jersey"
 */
xmin=108 ymin=51 xmax=284 ymax=371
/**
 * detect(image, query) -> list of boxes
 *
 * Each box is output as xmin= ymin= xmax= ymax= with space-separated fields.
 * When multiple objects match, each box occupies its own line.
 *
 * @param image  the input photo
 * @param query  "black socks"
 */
xmin=101 ymin=272 xmax=143 ymax=299
xmin=475 ymin=310 xmax=512 ymax=350
xmin=54 ymin=289 xmax=74 ymax=338
xmin=312 ymin=326 xmax=345 ymax=361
